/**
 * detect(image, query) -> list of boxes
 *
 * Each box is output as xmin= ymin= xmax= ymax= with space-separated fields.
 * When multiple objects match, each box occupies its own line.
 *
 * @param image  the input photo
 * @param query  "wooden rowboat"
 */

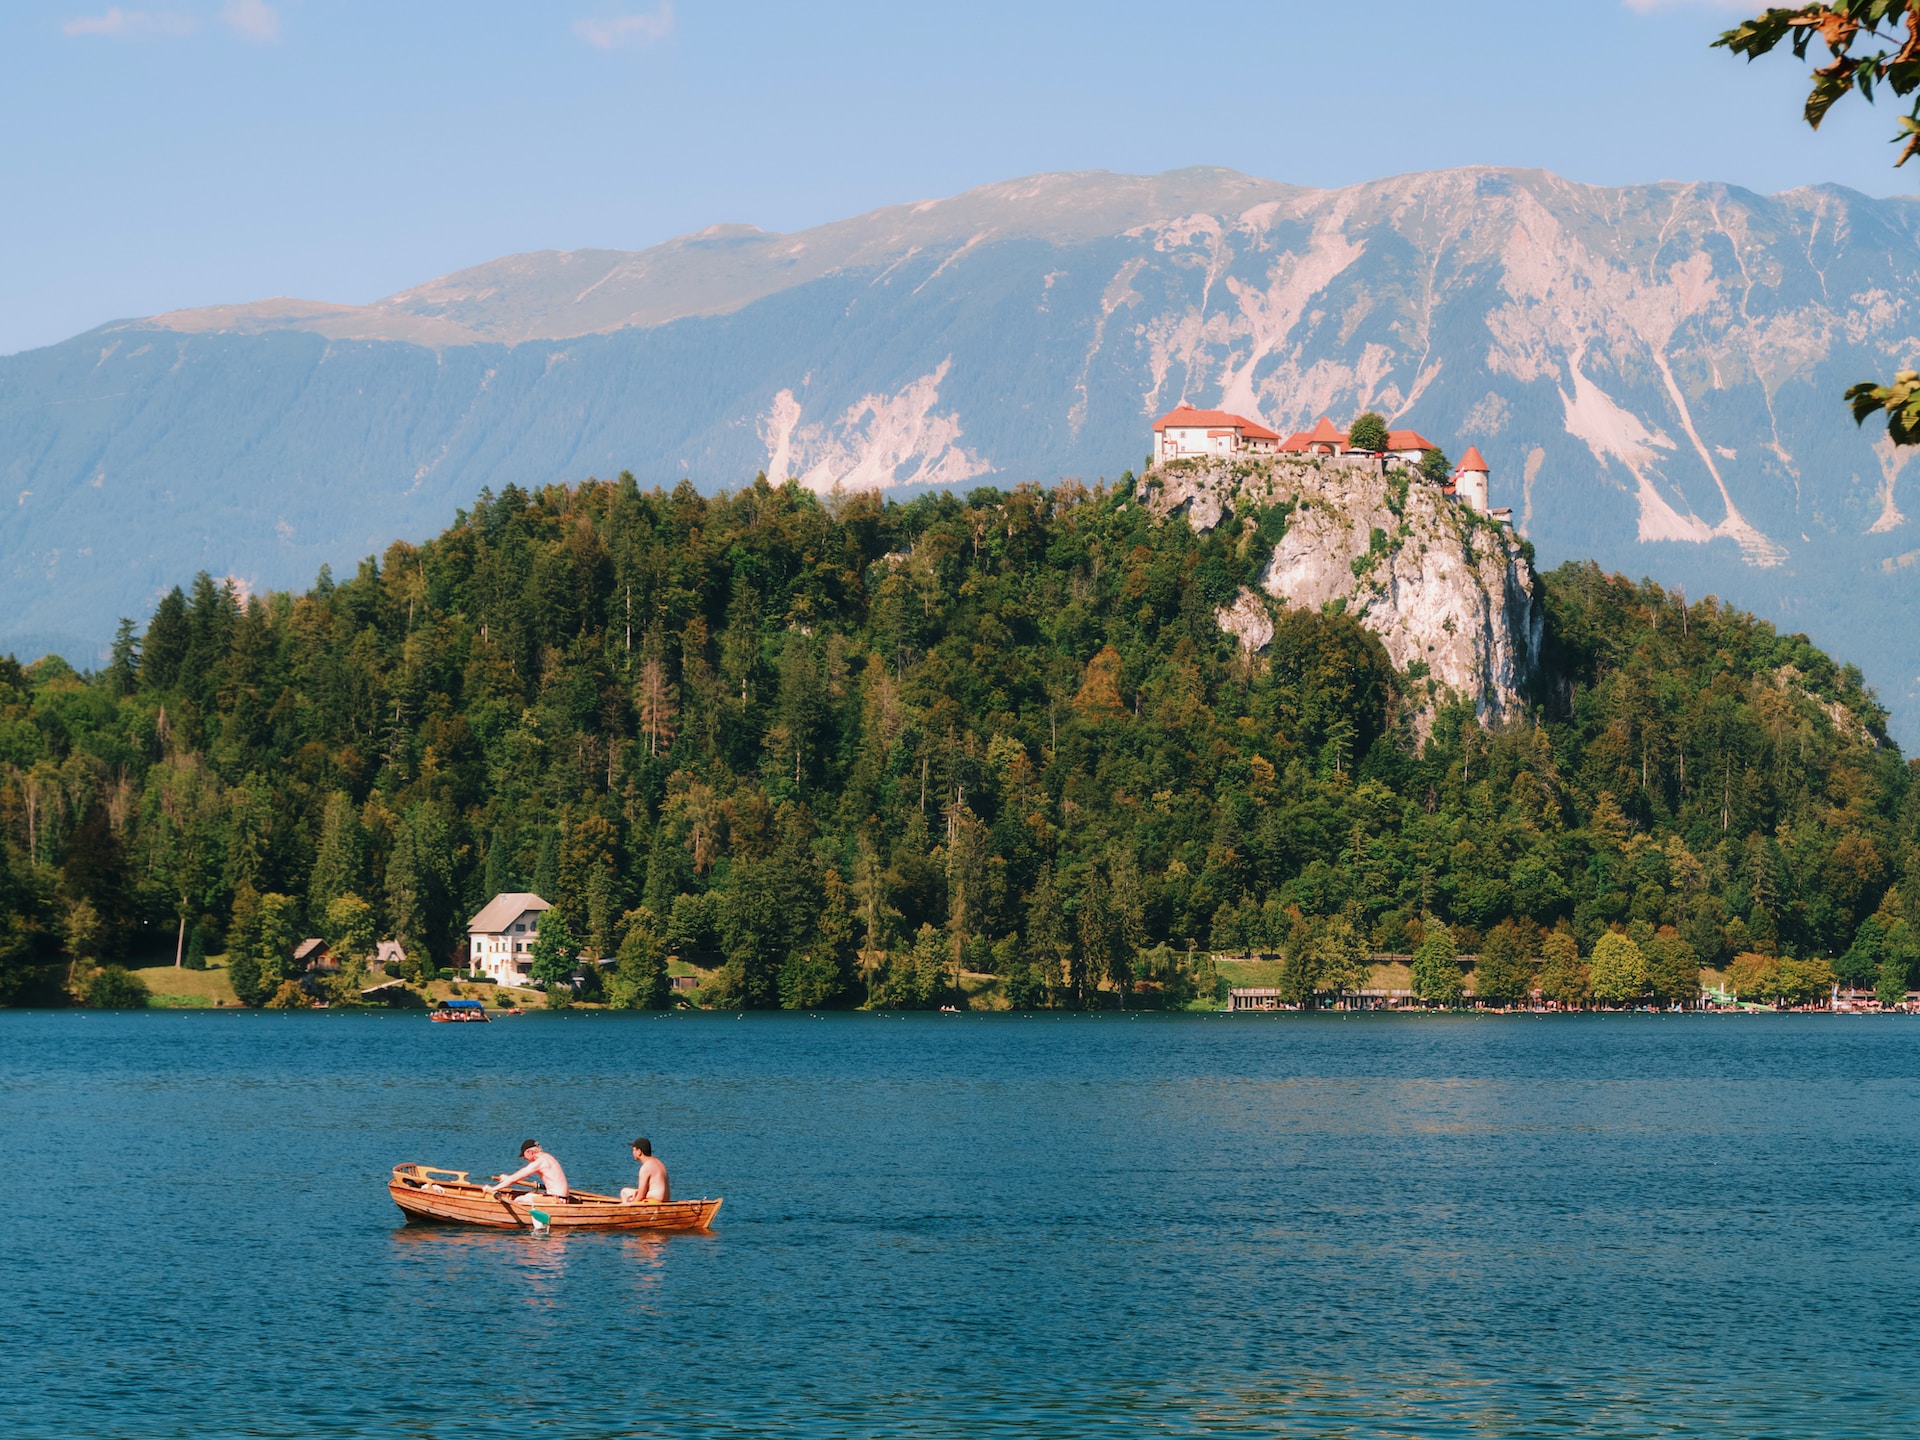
xmin=388 ymin=1163 xmax=722 ymax=1231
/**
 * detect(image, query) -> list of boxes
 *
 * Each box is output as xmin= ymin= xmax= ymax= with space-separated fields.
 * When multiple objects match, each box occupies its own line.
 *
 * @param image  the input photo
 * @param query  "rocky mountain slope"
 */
xmin=1149 ymin=455 xmax=1541 ymax=734
xmin=6 ymin=165 xmax=1920 ymax=738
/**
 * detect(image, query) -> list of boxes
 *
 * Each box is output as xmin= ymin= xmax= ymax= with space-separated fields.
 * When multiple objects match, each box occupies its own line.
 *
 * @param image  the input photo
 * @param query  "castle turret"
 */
xmin=1454 ymin=446 xmax=1490 ymax=515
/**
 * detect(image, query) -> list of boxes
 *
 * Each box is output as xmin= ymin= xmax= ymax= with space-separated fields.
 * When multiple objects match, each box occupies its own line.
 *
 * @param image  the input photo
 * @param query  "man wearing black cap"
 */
xmin=620 ymin=1138 xmax=669 ymax=1204
xmin=484 ymin=1139 xmax=572 ymax=1203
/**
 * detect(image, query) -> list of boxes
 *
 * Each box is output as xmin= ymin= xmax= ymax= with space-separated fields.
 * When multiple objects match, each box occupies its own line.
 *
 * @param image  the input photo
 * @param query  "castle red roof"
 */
xmin=1386 ymin=429 xmax=1437 ymax=452
xmin=1152 ymin=403 xmax=1278 ymax=441
xmin=1456 ymin=445 xmax=1490 ymax=472
xmin=1279 ymin=415 xmax=1348 ymax=451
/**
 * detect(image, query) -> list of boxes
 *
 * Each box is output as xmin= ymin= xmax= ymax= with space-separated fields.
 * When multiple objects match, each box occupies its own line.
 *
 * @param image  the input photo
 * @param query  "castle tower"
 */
xmin=1454 ymin=446 xmax=1490 ymax=515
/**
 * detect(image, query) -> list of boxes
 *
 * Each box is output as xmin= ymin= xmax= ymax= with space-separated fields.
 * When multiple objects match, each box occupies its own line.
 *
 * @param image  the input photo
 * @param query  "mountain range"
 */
xmin=7 ymin=165 xmax=1920 ymax=739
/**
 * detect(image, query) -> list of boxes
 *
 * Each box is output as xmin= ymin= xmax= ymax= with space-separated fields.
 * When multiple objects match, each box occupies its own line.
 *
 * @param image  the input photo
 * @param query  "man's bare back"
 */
xmin=620 ymin=1138 xmax=670 ymax=1203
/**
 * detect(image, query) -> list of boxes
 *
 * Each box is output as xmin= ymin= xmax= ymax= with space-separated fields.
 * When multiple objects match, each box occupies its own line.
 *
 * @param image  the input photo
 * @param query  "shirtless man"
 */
xmin=484 ymin=1139 xmax=572 ymax=1204
xmin=619 ymin=1137 xmax=670 ymax=1204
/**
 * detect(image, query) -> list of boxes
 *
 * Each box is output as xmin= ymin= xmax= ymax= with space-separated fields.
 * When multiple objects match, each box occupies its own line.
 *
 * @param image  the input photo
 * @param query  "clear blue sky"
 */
xmin=1 ymin=0 xmax=1906 ymax=355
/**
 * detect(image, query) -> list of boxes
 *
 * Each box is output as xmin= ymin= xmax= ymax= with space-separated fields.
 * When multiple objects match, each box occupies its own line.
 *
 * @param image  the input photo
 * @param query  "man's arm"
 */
xmin=486 ymin=1159 xmax=539 ymax=1192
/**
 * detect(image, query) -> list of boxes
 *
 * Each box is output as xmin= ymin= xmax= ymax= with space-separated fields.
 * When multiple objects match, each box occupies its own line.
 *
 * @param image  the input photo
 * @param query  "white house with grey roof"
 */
xmin=467 ymin=892 xmax=551 ymax=983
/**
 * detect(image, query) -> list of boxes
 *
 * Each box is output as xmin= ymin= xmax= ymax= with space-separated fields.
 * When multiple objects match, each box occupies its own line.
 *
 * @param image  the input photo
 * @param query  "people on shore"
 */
xmin=485 ymin=1139 xmax=572 ymax=1203
xmin=620 ymin=1137 xmax=670 ymax=1204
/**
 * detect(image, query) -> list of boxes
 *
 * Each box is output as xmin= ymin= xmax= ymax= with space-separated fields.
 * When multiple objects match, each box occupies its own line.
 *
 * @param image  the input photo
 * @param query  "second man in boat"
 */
xmin=620 ymin=1137 xmax=670 ymax=1204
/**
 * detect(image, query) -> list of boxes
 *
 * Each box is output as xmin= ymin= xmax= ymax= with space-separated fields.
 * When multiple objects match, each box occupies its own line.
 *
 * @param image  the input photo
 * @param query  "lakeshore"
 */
xmin=116 ymin=950 xmax=1903 ymax=1015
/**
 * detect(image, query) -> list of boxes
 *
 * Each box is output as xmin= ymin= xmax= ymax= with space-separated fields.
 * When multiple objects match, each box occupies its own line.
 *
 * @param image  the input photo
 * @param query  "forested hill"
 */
xmin=0 ymin=474 xmax=1911 ymax=1009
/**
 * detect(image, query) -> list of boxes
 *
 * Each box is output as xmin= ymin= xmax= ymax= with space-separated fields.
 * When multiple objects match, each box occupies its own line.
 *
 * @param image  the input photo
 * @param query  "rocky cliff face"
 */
xmin=1148 ymin=456 xmax=1542 ymax=732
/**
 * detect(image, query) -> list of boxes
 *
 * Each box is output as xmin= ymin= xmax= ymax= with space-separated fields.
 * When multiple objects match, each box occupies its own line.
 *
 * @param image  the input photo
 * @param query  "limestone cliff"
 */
xmin=1146 ymin=455 xmax=1543 ymax=732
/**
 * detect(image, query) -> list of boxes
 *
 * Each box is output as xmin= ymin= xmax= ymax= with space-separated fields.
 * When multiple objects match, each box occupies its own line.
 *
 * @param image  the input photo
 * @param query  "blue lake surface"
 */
xmin=3 ymin=1008 xmax=1918 ymax=1438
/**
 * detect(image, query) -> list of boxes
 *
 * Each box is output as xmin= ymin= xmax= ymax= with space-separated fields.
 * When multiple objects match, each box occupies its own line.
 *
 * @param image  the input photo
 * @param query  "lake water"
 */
xmin=4 ymin=1009 xmax=1919 ymax=1438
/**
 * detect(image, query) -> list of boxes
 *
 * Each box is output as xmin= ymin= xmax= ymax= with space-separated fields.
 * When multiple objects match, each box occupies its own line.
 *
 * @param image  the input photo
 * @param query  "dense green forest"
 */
xmin=0 ymin=472 xmax=1914 ymax=1010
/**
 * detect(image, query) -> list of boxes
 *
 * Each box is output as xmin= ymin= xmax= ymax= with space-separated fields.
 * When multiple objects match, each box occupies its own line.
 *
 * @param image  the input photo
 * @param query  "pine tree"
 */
xmin=106 ymin=619 xmax=139 ymax=698
xmin=1022 ymin=864 xmax=1069 ymax=1007
xmin=387 ymin=804 xmax=454 ymax=981
xmin=308 ymin=791 xmax=369 ymax=923
xmin=140 ymin=587 xmax=189 ymax=691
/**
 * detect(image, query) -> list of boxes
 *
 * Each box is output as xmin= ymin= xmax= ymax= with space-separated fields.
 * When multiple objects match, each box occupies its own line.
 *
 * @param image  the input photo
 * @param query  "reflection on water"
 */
xmin=6 ymin=1010 xmax=1920 ymax=1438
xmin=387 ymin=1220 xmax=702 ymax=1322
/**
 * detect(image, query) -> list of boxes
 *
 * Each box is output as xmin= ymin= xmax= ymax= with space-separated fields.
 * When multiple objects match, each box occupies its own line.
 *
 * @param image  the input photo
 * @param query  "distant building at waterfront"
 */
xmin=467 ymin=893 xmax=551 ymax=984
xmin=294 ymin=937 xmax=337 ymax=974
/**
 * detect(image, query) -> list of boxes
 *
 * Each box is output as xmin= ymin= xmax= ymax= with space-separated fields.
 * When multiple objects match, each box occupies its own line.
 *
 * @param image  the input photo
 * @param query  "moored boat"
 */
xmin=430 ymin=999 xmax=490 ymax=1023
xmin=388 ymin=1163 xmax=723 ymax=1230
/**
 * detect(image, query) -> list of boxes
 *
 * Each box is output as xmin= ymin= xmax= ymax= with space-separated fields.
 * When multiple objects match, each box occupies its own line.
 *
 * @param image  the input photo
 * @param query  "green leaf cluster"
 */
xmin=1718 ymin=4 xmax=1920 ymax=443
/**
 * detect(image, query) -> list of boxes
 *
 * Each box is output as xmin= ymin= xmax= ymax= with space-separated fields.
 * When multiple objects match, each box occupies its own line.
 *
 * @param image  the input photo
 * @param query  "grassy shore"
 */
xmin=133 ymin=963 xmax=238 ymax=1007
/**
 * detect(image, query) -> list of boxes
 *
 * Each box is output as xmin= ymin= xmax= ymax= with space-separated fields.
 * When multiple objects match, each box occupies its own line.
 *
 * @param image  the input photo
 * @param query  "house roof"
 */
xmin=1151 ymin=403 xmax=1279 ymax=441
xmin=1280 ymin=415 xmax=1348 ymax=451
xmin=1456 ymin=445 xmax=1490 ymax=472
xmin=293 ymin=938 xmax=327 ymax=962
xmin=375 ymin=939 xmax=406 ymax=962
xmin=468 ymin=892 xmax=552 ymax=934
xmin=1386 ymin=429 xmax=1436 ymax=452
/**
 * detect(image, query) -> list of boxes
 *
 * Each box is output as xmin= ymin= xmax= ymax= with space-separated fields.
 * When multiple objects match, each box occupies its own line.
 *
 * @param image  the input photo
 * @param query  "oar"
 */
xmin=486 ymin=1182 xmax=543 ymax=1229
xmin=506 ymin=1189 xmax=553 ymax=1230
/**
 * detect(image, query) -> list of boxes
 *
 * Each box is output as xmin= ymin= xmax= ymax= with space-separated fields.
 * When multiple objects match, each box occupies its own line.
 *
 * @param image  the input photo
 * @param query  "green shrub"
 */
xmin=81 ymin=965 xmax=150 ymax=1009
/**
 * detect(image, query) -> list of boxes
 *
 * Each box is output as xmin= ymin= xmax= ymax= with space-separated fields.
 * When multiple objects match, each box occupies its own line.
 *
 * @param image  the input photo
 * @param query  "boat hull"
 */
xmin=388 ymin=1163 xmax=720 ymax=1231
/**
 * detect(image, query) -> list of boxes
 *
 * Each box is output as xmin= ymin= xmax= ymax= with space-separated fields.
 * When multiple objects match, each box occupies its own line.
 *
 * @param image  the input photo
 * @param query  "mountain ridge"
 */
xmin=131 ymin=167 xmax=1314 ymax=346
xmin=10 ymin=163 xmax=1920 ymax=742
xmin=113 ymin=165 xmax=1920 ymax=351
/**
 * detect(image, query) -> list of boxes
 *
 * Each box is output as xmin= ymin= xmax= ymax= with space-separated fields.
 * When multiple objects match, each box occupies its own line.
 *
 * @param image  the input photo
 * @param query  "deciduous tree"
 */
xmin=1412 ymin=922 xmax=1463 ymax=1005
xmin=1590 ymin=931 xmax=1649 ymax=1007
xmin=1347 ymin=412 xmax=1390 ymax=454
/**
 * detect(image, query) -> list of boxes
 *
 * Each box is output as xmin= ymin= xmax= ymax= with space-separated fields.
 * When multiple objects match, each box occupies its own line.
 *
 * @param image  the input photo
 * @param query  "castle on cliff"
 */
xmin=1151 ymin=404 xmax=1509 ymax=527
